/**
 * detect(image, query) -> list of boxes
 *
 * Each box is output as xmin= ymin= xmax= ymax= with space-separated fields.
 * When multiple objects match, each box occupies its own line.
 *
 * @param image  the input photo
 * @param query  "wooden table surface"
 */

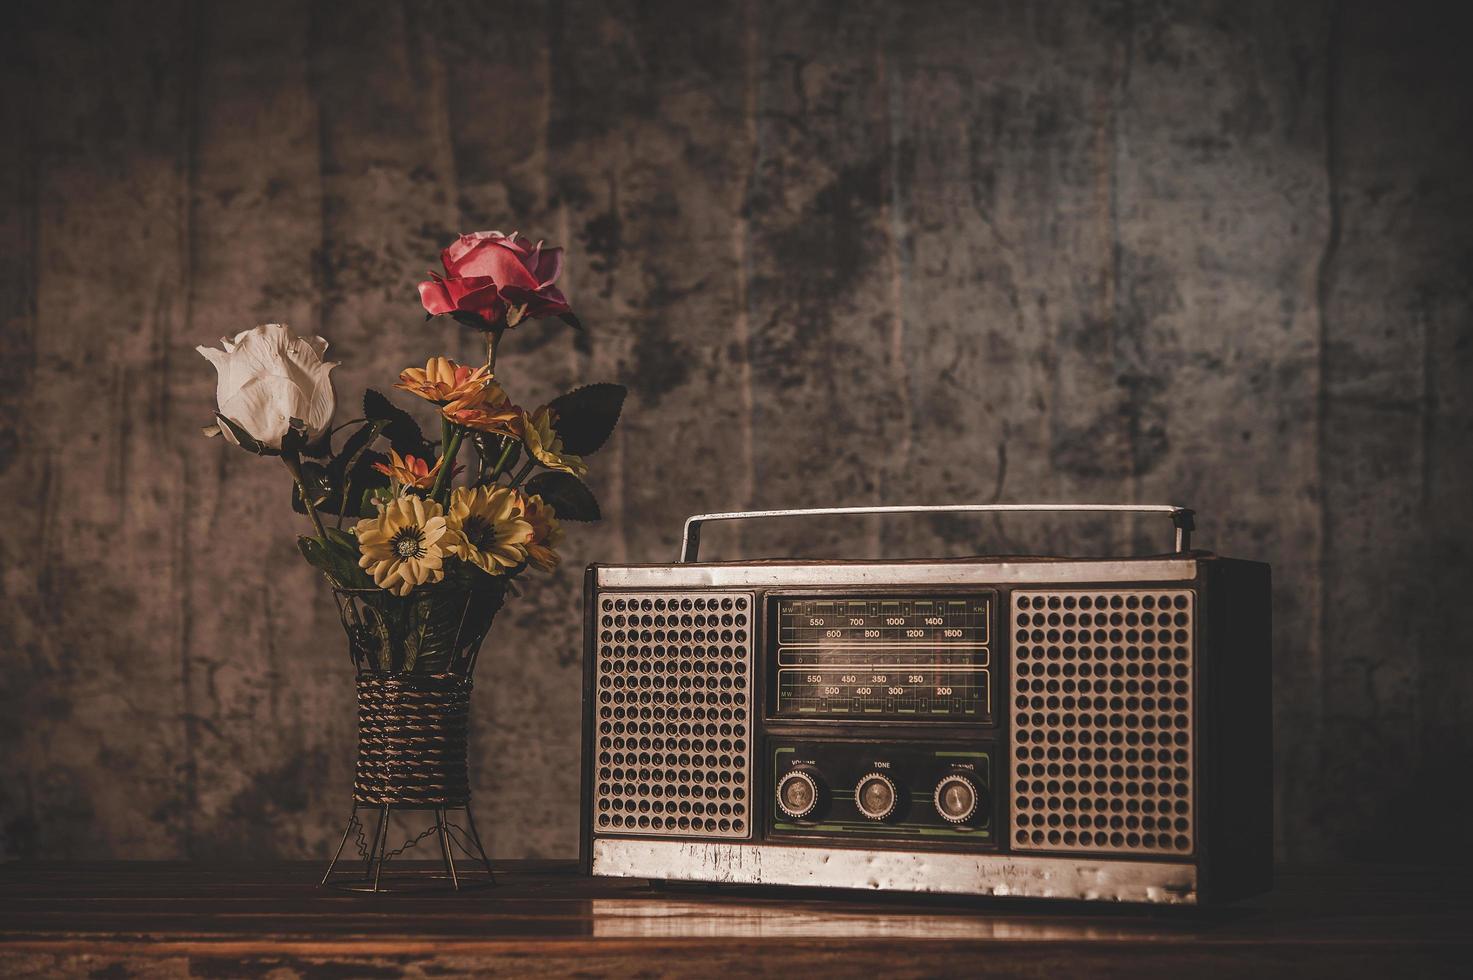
xmin=1 ymin=862 xmax=1469 ymax=978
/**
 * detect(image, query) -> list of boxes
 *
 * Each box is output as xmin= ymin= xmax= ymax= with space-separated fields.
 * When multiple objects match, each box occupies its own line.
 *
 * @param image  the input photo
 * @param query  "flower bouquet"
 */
xmin=198 ymin=231 xmax=623 ymax=890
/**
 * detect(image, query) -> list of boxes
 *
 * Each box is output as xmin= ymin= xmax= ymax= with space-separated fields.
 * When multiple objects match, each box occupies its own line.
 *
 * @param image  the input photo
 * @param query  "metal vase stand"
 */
xmin=322 ymin=587 xmax=503 ymax=892
xmin=321 ymin=804 xmax=496 ymax=893
xmin=321 ymin=673 xmax=496 ymax=892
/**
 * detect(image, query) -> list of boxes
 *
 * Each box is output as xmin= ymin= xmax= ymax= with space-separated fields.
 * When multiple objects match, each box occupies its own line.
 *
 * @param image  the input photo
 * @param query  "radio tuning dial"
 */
xmin=934 ymin=773 xmax=981 ymax=824
xmin=776 ymin=770 xmax=821 ymax=820
xmin=854 ymin=772 xmax=899 ymax=821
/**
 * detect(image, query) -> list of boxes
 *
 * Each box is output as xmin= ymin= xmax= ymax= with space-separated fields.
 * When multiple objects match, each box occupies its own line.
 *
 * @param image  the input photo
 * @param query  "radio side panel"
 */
xmin=1198 ymin=558 xmax=1273 ymax=903
xmin=580 ymin=563 xmax=599 ymax=875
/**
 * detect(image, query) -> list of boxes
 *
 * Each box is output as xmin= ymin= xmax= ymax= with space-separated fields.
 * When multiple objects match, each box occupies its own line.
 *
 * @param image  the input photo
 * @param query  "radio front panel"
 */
xmin=584 ymin=553 xmax=1272 ymax=905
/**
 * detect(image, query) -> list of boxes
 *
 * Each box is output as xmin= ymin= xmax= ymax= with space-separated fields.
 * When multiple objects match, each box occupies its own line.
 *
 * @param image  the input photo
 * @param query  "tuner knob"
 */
xmin=777 ymin=770 xmax=821 ymax=820
xmin=854 ymin=772 xmax=899 ymax=821
xmin=933 ymin=773 xmax=982 ymax=824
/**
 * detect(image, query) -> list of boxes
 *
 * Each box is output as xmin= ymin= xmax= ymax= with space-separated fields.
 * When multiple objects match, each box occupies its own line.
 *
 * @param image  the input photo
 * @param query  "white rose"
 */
xmin=197 ymin=323 xmax=338 ymax=450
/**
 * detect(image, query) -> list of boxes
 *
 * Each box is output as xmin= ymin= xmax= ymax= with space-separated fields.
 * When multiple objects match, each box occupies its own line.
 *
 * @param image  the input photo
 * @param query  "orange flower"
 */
xmin=372 ymin=449 xmax=460 ymax=490
xmin=443 ymin=384 xmax=522 ymax=435
xmin=520 ymin=492 xmax=562 ymax=571
xmin=395 ymin=356 xmax=493 ymax=405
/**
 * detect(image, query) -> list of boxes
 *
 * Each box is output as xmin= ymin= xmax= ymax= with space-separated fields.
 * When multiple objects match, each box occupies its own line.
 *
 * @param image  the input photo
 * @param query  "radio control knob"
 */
xmin=934 ymin=773 xmax=981 ymax=824
xmin=854 ymin=772 xmax=898 ymax=821
xmin=777 ymin=770 xmax=821 ymax=819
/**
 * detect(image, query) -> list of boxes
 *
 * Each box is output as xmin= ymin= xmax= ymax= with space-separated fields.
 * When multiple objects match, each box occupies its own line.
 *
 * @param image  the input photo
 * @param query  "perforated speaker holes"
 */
xmin=1009 ymin=589 xmax=1195 ymax=857
xmin=594 ymin=592 xmax=753 ymax=839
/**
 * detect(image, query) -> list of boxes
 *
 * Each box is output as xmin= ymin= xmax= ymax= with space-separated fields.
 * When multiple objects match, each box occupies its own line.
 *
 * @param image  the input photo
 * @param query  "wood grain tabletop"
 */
xmin=1 ymin=861 xmax=1468 ymax=978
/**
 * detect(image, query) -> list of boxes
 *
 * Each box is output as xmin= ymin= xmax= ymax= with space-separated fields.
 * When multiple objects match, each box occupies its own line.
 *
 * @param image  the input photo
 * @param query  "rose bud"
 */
xmin=197 ymin=323 xmax=337 ymax=450
xmin=418 ymin=230 xmax=573 ymax=328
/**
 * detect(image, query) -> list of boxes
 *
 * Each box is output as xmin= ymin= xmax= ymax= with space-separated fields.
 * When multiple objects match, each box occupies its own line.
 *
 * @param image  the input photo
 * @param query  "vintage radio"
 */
xmin=580 ymin=504 xmax=1271 ymax=905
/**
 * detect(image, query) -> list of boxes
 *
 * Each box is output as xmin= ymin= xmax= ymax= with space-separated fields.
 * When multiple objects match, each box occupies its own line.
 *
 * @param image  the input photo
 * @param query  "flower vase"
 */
xmin=320 ymin=583 xmax=504 ymax=892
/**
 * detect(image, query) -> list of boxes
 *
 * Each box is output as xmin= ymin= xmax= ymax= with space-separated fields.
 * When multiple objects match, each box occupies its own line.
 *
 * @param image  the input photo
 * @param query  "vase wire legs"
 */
xmin=320 ymin=802 xmax=496 ymax=892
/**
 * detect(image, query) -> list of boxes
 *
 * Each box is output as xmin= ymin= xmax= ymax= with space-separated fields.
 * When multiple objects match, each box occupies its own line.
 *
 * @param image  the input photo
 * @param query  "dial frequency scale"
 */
xmin=580 ymin=504 xmax=1272 ymax=905
xmin=774 ymin=596 xmax=990 ymax=719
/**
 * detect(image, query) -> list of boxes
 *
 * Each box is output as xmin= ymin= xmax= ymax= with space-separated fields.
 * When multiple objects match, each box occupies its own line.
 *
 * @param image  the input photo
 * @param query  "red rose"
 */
xmin=418 ymin=231 xmax=573 ymax=329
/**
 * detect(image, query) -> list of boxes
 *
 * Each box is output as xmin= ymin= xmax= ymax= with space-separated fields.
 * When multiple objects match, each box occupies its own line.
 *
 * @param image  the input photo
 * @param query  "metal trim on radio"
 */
xmin=591 ymin=839 xmax=1200 ymax=904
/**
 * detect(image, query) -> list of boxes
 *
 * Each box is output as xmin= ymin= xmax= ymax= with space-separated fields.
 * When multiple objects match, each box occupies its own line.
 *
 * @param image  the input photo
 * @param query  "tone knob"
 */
xmin=777 ymin=770 xmax=821 ymax=819
xmin=854 ymin=772 xmax=898 ymax=821
xmin=933 ymin=773 xmax=981 ymax=824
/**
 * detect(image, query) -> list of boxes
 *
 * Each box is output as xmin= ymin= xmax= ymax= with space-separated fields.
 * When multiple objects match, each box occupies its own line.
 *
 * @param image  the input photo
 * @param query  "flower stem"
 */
xmin=335 ymin=476 xmax=352 ymax=529
xmin=282 ymin=456 xmax=329 ymax=539
xmin=431 ymin=428 xmax=464 ymax=502
xmin=508 ymin=459 xmax=535 ymax=488
xmin=486 ymin=326 xmax=504 ymax=373
xmin=486 ymin=437 xmax=517 ymax=483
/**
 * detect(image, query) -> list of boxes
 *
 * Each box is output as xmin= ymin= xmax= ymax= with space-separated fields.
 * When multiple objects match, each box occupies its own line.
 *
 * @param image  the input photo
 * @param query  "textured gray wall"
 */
xmin=2 ymin=0 xmax=1470 ymax=865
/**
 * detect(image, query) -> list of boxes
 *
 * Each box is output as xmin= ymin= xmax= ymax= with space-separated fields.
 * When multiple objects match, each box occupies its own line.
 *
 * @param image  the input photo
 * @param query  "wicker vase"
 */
xmin=320 ymin=585 xmax=503 ymax=892
xmin=353 ymin=674 xmax=471 ymax=808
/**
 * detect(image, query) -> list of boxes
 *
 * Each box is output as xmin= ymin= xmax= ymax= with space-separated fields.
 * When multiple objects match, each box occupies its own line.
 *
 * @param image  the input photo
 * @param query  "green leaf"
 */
xmin=557 ymin=311 xmax=584 ymax=331
xmin=363 ymin=485 xmax=393 ymax=514
xmin=339 ymin=419 xmax=385 ymax=467
xmin=545 ymin=382 xmax=626 ymax=456
xmin=345 ymin=458 xmax=391 ymax=514
xmin=215 ymin=413 xmax=280 ymax=456
xmin=523 ymin=470 xmax=601 ymax=522
xmin=322 ymin=527 xmax=359 ymax=552
xmin=404 ymin=592 xmax=456 ymax=673
xmin=289 ymin=420 xmax=390 ymax=519
xmin=363 ymin=388 xmax=433 ymax=460
xmin=296 ymin=533 xmax=375 ymax=590
xmin=348 ymin=589 xmax=408 ymax=673
xmin=304 ymin=451 xmax=390 ymax=518
xmin=326 ymin=421 xmax=389 ymax=518
xmin=302 ymin=428 xmax=334 ymax=459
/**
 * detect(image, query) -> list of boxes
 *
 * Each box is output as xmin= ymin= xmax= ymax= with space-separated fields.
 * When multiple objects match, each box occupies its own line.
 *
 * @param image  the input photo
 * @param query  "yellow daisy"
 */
xmin=354 ymin=496 xmax=450 ymax=596
xmin=521 ymin=406 xmax=587 ymax=477
xmin=445 ymin=486 xmax=534 ymax=575
xmin=395 ymin=356 xmax=493 ymax=405
xmin=520 ymin=492 xmax=563 ymax=571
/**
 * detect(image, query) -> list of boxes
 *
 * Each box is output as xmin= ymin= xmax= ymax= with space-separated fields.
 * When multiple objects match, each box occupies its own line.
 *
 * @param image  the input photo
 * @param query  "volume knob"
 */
xmin=933 ymin=773 xmax=981 ymax=824
xmin=776 ymin=770 xmax=820 ymax=819
xmin=854 ymin=772 xmax=898 ymax=821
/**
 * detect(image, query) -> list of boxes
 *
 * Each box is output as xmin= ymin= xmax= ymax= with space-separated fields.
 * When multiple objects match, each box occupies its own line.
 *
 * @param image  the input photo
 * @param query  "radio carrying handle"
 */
xmin=677 ymin=503 xmax=1196 ymax=563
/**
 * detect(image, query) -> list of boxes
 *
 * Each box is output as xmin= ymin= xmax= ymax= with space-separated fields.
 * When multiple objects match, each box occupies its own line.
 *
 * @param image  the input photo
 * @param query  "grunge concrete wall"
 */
xmin=2 ymin=0 xmax=1470 ymax=864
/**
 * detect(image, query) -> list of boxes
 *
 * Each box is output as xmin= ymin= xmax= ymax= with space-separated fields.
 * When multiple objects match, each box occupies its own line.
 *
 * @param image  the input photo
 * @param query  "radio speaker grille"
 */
xmin=593 ymin=592 xmax=753 ymax=839
xmin=1010 ymin=589 xmax=1195 ymax=856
